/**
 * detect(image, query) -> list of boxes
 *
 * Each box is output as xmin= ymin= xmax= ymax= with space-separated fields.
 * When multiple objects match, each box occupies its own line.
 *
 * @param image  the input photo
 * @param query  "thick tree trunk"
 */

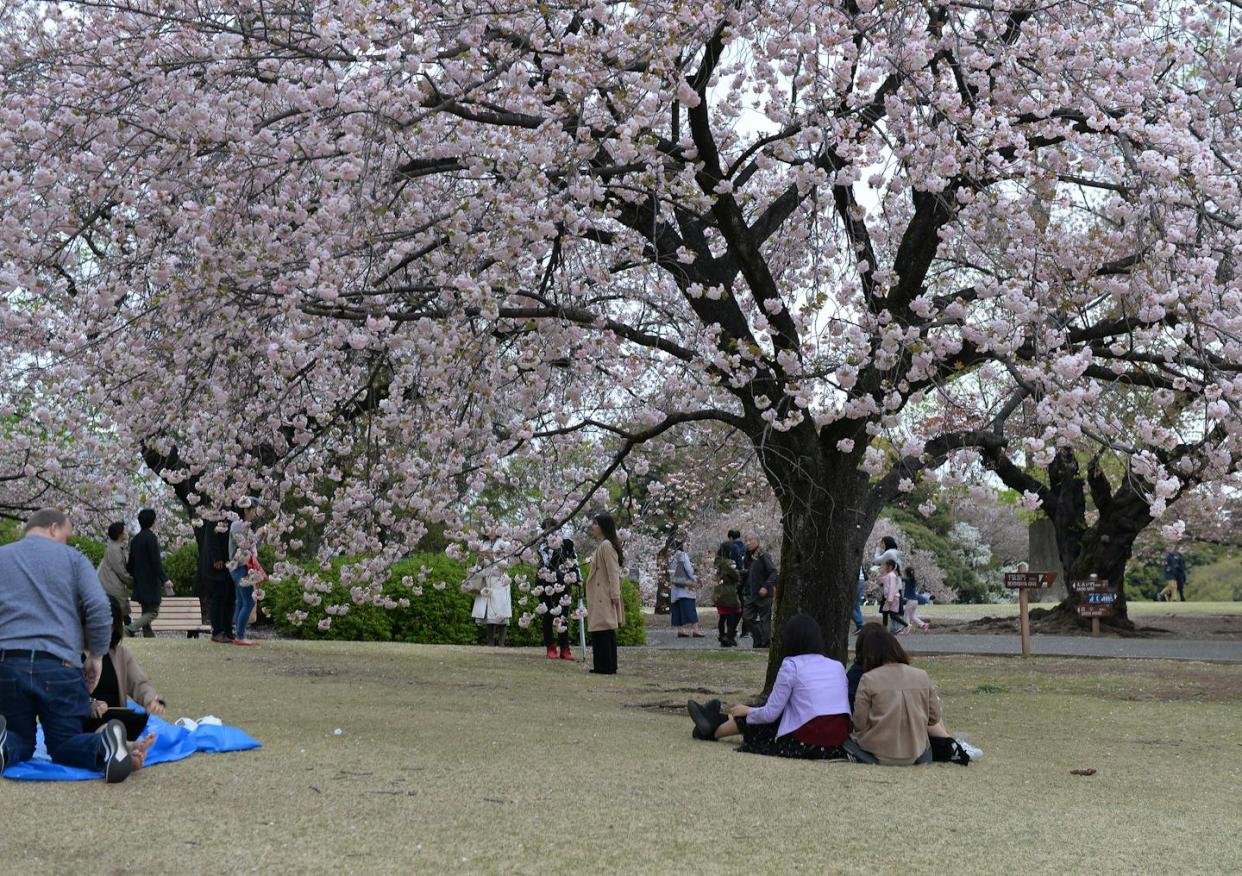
xmin=757 ymin=452 xmax=876 ymax=691
xmin=654 ymin=544 xmax=672 ymax=615
xmin=1040 ymin=451 xmax=1148 ymax=630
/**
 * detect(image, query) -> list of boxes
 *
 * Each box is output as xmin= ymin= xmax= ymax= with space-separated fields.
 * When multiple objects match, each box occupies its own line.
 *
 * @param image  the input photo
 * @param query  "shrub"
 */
xmin=164 ymin=542 xmax=199 ymax=596
xmin=69 ymin=536 xmax=105 ymax=566
xmin=265 ymin=552 xmax=647 ymax=646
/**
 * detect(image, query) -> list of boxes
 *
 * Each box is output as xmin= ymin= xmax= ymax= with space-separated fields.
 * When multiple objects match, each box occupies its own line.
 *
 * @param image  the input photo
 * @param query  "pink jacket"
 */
xmin=880 ymin=571 xmax=902 ymax=612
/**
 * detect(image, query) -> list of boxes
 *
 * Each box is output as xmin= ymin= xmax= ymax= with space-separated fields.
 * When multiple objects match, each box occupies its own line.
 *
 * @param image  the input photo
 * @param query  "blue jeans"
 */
xmin=852 ymin=578 xmax=866 ymax=629
xmin=0 ymin=650 xmax=107 ymax=770
xmin=232 ymin=568 xmax=255 ymax=640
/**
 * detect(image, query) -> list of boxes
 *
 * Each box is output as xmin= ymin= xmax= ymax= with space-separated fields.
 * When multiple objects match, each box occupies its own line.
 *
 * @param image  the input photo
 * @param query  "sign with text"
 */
xmin=1004 ymin=572 xmax=1058 ymax=589
xmin=1072 ymin=579 xmax=1114 ymax=617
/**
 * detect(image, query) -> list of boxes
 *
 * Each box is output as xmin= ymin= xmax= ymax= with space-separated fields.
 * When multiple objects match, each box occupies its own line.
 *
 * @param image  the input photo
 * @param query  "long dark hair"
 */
xmin=108 ymin=596 xmax=126 ymax=651
xmin=856 ymin=623 xmax=910 ymax=673
xmin=593 ymin=512 xmax=624 ymax=567
xmin=715 ymin=541 xmax=732 ymax=561
xmin=904 ymin=567 xmax=918 ymax=585
xmin=881 ymin=535 xmax=898 ymax=551
xmin=781 ymin=614 xmax=825 ymax=657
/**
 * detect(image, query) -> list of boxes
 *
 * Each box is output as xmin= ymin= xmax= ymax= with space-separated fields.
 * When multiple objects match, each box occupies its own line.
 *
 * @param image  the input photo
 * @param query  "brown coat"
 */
xmin=585 ymin=540 xmax=624 ymax=633
xmin=107 ymin=643 xmax=163 ymax=710
xmin=96 ymin=539 xmax=133 ymax=608
xmin=851 ymin=663 xmax=941 ymax=765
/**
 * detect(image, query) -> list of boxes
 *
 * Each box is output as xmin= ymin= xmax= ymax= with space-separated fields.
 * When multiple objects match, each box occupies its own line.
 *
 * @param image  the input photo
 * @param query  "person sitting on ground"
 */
xmin=0 ymin=508 xmax=147 ymax=783
xmin=96 ymin=521 xmax=134 ymax=623
xmin=844 ymin=623 xmax=970 ymax=766
xmin=90 ymin=597 xmax=167 ymax=720
xmin=846 ymin=622 xmax=886 ymax=713
xmin=686 ymin=614 xmax=850 ymax=760
xmin=712 ymin=542 xmax=742 ymax=647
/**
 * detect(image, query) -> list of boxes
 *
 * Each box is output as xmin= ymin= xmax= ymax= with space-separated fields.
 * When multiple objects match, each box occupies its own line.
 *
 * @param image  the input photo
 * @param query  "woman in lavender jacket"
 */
xmin=686 ymin=614 xmax=851 ymax=759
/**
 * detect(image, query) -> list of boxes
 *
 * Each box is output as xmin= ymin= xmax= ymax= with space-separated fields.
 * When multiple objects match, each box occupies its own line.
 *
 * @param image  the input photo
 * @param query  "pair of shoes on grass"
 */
xmin=687 ymin=699 xmax=728 ymax=740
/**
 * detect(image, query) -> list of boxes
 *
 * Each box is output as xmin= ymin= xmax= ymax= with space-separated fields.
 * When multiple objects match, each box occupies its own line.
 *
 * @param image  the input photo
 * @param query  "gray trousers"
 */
xmin=743 ymin=600 xmax=772 ymax=647
xmin=130 ymin=604 xmax=160 ymax=638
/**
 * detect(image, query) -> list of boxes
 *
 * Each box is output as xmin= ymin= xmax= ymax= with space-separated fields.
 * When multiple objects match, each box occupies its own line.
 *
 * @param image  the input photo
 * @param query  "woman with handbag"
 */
xmin=669 ymin=539 xmax=704 ymax=638
xmin=228 ymin=497 xmax=266 ymax=647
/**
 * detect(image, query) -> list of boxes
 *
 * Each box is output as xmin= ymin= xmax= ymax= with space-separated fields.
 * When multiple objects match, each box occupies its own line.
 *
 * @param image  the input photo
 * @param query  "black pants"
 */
xmin=717 ymin=613 xmax=740 ymax=642
xmin=1176 ymin=577 xmax=1186 ymax=602
xmin=210 ymin=577 xmax=236 ymax=636
xmin=882 ymin=610 xmax=908 ymax=632
xmin=744 ymin=601 xmax=772 ymax=647
xmin=591 ymin=630 xmax=618 ymax=674
xmin=541 ymin=599 xmax=570 ymax=649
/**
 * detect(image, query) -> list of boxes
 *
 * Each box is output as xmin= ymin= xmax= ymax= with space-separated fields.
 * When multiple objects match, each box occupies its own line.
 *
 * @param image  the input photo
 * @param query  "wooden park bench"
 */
xmin=129 ymin=597 xmax=211 ymax=638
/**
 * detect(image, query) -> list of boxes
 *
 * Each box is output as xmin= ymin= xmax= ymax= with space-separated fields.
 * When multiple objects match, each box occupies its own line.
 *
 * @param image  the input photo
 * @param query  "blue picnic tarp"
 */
xmin=2 ymin=708 xmax=260 ymax=781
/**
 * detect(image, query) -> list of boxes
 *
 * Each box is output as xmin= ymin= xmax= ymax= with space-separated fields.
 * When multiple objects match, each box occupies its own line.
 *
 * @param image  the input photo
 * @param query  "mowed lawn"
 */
xmin=3 ymin=640 xmax=1240 ymax=875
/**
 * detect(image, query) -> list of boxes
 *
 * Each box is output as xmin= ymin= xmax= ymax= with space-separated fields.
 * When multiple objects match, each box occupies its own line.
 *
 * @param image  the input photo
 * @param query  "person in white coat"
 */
xmin=470 ymin=558 xmax=513 ymax=647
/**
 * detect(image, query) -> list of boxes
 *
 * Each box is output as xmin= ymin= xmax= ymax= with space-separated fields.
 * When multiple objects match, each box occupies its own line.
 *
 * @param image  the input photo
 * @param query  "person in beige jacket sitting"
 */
xmin=845 ymin=624 xmax=971 ymax=766
xmin=585 ymin=513 xmax=625 ymax=675
xmin=89 ymin=598 xmax=167 ymax=719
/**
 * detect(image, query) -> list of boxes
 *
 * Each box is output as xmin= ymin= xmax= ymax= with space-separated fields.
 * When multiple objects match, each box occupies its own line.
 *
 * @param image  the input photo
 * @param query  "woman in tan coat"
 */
xmin=585 ymin=512 xmax=624 ymax=675
xmin=96 ymin=522 xmax=134 ymax=614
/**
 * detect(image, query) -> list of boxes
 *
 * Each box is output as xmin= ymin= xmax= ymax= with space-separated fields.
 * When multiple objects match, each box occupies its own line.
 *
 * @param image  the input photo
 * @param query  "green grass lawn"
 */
xmin=3 ymin=640 xmax=1240 ymax=875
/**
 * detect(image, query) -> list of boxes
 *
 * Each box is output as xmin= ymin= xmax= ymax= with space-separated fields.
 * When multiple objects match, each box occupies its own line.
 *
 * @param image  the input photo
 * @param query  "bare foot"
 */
xmin=130 ymin=734 xmax=156 ymax=770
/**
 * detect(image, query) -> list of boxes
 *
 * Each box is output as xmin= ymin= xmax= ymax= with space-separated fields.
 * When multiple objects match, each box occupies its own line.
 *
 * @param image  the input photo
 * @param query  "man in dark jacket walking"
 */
xmin=127 ymin=508 xmax=172 ymax=637
xmin=197 ymin=516 xmax=235 ymax=642
xmin=743 ymin=535 xmax=777 ymax=649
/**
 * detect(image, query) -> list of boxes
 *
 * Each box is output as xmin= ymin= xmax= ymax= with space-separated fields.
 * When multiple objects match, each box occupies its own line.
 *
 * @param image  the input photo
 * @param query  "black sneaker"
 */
xmin=100 ymin=719 xmax=133 ymax=784
xmin=0 ymin=714 xmax=8 ymax=774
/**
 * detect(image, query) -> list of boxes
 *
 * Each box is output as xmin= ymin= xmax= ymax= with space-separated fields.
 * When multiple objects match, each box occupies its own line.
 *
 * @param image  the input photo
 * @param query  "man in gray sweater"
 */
xmin=0 ymin=508 xmax=141 ymax=782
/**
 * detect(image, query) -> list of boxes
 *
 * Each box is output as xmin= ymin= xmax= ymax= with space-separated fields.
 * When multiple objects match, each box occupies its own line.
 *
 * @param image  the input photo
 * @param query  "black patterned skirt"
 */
xmin=735 ymin=716 xmax=848 ymax=760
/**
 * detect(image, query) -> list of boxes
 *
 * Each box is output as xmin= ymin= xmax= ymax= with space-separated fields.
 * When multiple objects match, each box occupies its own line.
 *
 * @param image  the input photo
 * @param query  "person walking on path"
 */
xmin=873 ymin=535 xmax=904 ymax=575
xmin=229 ymin=499 xmax=265 ymax=647
xmin=1159 ymin=550 xmax=1187 ymax=602
xmin=127 ymin=508 xmax=172 ymax=638
xmin=712 ymin=542 xmax=742 ymax=647
xmin=903 ymin=567 xmax=930 ymax=632
xmin=537 ymin=519 xmax=577 ymax=660
xmin=878 ymin=559 xmax=908 ymax=634
xmin=198 ymin=516 xmax=235 ymax=643
xmin=852 ymin=567 xmax=867 ymax=632
xmin=669 ymin=540 xmax=704 ymax=638
xmin=96 ymin=522 xmax=134 ymax=623
xmin=585 ymin=513 xmax=625 ymax=675
xmin=743 ymin=535 xmax=778 ymax=649
xmin=0 ymin=508 xmax=149 ymax=783
xmin=727 ymin=529 xmax=746 ymax=571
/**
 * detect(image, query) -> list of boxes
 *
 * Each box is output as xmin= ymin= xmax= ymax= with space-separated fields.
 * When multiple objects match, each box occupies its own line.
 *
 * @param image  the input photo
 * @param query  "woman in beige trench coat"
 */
xmin=585 ymin=512 xmax=625 ymax=675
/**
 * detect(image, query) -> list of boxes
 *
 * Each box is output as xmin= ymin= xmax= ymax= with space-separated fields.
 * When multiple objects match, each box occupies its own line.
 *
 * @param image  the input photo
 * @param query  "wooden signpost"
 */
xmin=1071 ymin=577 xmax=1115 ymax=635
xmin=1004 ymin=571 xmax=1057 ymax=657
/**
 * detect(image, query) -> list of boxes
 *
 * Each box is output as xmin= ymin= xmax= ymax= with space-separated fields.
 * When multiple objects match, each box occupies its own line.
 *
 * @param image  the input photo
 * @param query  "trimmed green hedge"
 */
xmin=265 ymin=553 xmax=646 ymax=646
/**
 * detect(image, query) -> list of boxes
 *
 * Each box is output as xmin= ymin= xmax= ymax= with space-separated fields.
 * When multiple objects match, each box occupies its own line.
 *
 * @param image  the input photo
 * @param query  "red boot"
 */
xmin=546 ymin=645 xmax=559 ymax=660
xmin=559 ymin=646 xmax=574 ymax=661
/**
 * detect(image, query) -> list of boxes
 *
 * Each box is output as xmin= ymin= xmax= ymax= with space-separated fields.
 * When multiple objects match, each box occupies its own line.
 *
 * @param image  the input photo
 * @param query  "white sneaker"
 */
xmin=959 ymin=740 xmax=984 ymax=760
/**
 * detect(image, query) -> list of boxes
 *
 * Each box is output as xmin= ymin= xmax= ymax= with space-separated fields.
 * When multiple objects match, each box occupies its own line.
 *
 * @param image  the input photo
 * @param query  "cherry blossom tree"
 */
xmin=2 ymin=1 xmax=1241 ymax=671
